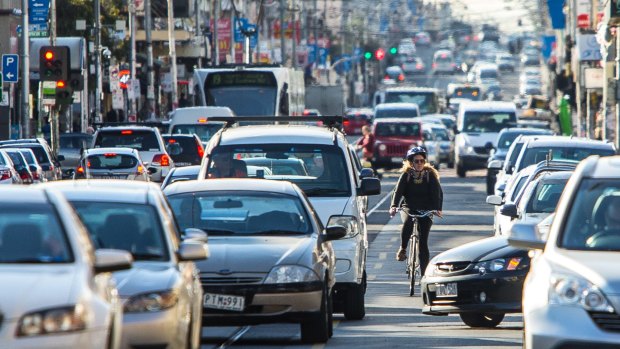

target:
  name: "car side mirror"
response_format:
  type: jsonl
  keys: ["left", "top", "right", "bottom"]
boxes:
{"left": 497, "top": 183, "right": 506, "bottom": 193}
{"left": 57, "top": 154, "right": 65, "bottom": 162}
{"left": 488, "top": 160, "right": 503, "bottom": 170}
{"left": 484, "top": 142, "right": 494, "bottom": 151}
{"left": 147, "top": 167, "right": 157, "bottom": 175}
{"left": 486, "top": 195, "right": 503, "bottom": 206}
{"left": 500, "top": 203, "right": 519, "bottom": 218}
{"left": 183, "top": 228, "right": 208, "bottom": 243}
{"left": 359, "top": 168, "right": 374, "bottom": 179}
{"left": 94, "top": 249, "right": 133, "bottom": 273}
{"left": 507, "top": 223, "right": 545, "bottom": 250}
{"left": 322, "top": 225, "right": 347, "bottom": 242}
{"left": 358, "top": 177, "right": 381, "bottom": 196}
{"left": 177, "top": 241, "right": 209, "bottom": 261}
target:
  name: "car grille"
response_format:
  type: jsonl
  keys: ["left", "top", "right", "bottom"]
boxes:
{"left": 588, "top": 311, "right": 620, "bottom": 333}
{"left": 434, "top": 262, "right": 470, "bottom": 274}
{"left": 473, "top": 147, "right": 490, "bottom": 155}
{"left": 201, "top": 276, "right": 264, "bottom": 285}
{"left": 387, "top": 144, "right": 410, "bottom": 155}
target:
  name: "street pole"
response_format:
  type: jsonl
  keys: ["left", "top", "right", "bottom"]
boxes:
{"left": 230, "top": 8, "right": 235, "bottom": 63}
{"left": 145, "top": 0, "right": 155, "bottom": 116}
{"left": 167, "top": 0, "right": 178, "bottom": 111}
{"left": 291, "top": 1, "right": 296, "bottom": 68}
{"left": 21, "top": 0, "right": 30, "bottom": 138}
{"left": 313, "top": 0, "right": 318, "bottom": 78}
{"left": 214, "top": 0, "right": 219, "bottom": 66}
{"left": 129, "top": 2, "right": 137, "bottom": 119}
{"left": 94, "top": 0, "right": 102, "bottom": 123}
{"left": 586, "top": 89, "right": 591, "bottom": 139}
{"left": 280, "top": 0, "right": 285, "bottom": 64}
{"left": 195, "top": 0, "right": 202, "bottom": 68}
{"left": 616, "top": 31, "right": 620, "bottom": 149}
{"left": 50, "top": 0, "right": 59, "bottom": 155}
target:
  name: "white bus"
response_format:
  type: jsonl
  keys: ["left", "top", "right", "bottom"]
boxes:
{"left": 192, "top": 66, "right": 305, "bottom": 116}
{"left": 167, "top": 106, "right": 235, "bottom": 143}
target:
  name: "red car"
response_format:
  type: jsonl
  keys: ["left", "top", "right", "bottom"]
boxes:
{"left": 344, "top": 108, "right": 373, "bottom": 135}
{"left": 372, "top": 118, "right": 424, "bottom": 169}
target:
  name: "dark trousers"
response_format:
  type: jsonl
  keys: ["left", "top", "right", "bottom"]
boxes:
{"left": 400, "top": 211, "right": 433, "bottom": 276}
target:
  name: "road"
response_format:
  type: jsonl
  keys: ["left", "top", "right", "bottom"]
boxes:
{"left": 199, "top": 167, "right": 523, "bottom": 348}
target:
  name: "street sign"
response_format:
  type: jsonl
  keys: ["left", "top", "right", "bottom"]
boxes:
{"left": 2, "top": 54, "right": 19, "bottom": 83}
{"left": 41, "top": 80, "right": 56, "bottom": 105}
{"left": 29, "top": 0, "right": 50, "bottom": 24}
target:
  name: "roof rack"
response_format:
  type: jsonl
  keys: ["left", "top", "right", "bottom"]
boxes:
{"left": 92, "top": 122, "right": 169, "bottom": 133}
{"left": 205, "top": 116, "right": 344, "bottom": 131}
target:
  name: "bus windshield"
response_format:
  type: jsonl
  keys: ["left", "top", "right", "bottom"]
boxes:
{"left": 205, "top": 72, "right": 278, "bottom": 116}
{"left": 384, "top": 91, "right": 437, "bottom": 114}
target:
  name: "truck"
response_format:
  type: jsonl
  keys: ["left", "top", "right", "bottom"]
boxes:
{"left": 304, "top": 85, "right": 346, "bottom": 115}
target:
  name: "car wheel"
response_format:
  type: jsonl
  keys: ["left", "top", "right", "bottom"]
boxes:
{"left": 447, "top": 159, "right": 455, "bottom": 169}
{"left": 456, "top": 163, "right": 466, "bottom": 178}
{"left": 300, "top": 284, "right": 331, "bottom": 343}
{"left": 343, "top": 272, "right": 366, "bottom": 320}
{"left": 459, "top": 312, "right": 505, "bottom": 328}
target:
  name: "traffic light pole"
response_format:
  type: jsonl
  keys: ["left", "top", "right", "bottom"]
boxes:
{"left": 21, "top": 0, "right": 30, "bottom": 138}
{"left": 50, "top": 0, "right": 59, "bottom": 155}
{"left": 94, "top": 0, "right": 102, "bottom": 123}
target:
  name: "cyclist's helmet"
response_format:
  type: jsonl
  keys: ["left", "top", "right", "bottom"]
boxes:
{"left": 406, "top": 146, "right": 427, "bottom": 161}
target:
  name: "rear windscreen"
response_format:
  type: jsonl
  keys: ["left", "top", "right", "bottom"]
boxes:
{"left": 95, "top": 130, "right": 160, "bottom": 152}
{"left": 87, "top": 154, "right": 138, "bottom": 170}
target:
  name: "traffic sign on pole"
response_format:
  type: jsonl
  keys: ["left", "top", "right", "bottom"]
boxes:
{"left": 2, "top": 54, "right": 19, "bottom": 83}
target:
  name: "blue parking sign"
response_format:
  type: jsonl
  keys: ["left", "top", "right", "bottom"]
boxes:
{"left": 2, "top": 54, "right": 19, "bottom": 83}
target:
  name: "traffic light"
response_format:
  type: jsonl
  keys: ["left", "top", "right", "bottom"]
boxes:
{"left": 69, "top": 71, "right": 84, "bottom": 91}
{"left": 375, "top": 48, "right": 386, "bottom": 61}
{"left": 55, "top": 80, "right": 73, "bottom": 105}
{"left": 389, "top": 47, "right": 398, "bottom": 55}
{"left": 364, "top": 51, "right": 372, "bottom": 60}
{"left": 39, "top": 46, "right": 70, "bottom": 82}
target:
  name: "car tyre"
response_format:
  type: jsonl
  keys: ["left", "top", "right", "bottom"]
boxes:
{"left": 300, "top": 284, "right": 331, "bottom": 343}
{"left": 343, "top": 272, "right": 366, "bottom": 320}
{"left": 459, "top": 312, "right": 505, "bottom": 328}
{"left": 456, "top": 162, "right": 466, "bottom": 178}
{"left": 447, "top": 159, "right": 455, "bottom": 169}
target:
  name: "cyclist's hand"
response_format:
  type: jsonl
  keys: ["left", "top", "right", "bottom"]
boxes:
{"left": 389, "top": 207, "right": 398, "bottom": 218}
{"left": 434, "top": 210, "right": 443, "bottom": 218}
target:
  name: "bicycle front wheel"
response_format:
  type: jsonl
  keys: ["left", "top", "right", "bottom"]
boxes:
{"left": 409, "top": 236, "right": 418, "bottom": 296}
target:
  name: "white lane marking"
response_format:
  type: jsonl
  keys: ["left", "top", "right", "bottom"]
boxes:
{"left": 379, "top": 252, "right": 387, "bottom": 260}
{"left": 390, "top": 237, "right": 398, "bottom": 242}
{"left": 374, "top": 263, "right": 383, "bottom": 269}
{"left": 216, "top": 326, "right": 251, "bottom": 349}
{"left": 367, "top": 190, "right": 393, "bottom": 216}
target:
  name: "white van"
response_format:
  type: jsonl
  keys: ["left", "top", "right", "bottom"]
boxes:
{"left": 168, "top": 106, "right": 235, "bottom": 143}
{"left": 455, "top": 101, "right": 517, "bottom": 177}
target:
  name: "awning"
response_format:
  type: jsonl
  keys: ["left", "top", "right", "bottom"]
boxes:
{"left": 547, "top": 0, "right": 566, "bottom": 29}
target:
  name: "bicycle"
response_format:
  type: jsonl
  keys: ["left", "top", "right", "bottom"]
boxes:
{"left": 399, "top": 209, "right": 435, "bottom": 297}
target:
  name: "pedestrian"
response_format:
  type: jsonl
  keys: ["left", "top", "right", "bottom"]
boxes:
{"left": 389, "top": 147, "right": 443, "bottom": 273}
{"left": 106, "top": 109, "right": 118, "bottom": 123}
{"left": 356, "top": 125, "right": 381, "bottom": 179}
{"left": 178, "top": 93, "right": 190, "bottom": 108}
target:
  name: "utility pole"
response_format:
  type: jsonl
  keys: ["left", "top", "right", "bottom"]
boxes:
{"left": 280, "top": 0, "right": 285, "bottom": 64}
{"left": 50, "top": 0, "right": 59, "bottom": 155}
{"left": 195, "top": 0, "right": 202, "bottom": 68}
{"left": 291, "top": 0, "right": 296, "bottom": 68}
{"left": 167, "top": 0, "right": 178, "bottom": 110}
{"left": 129, "top": 1, "right": 137, "bottom": 119}
{"left": 94, "top": 0, "right": 102, "bottom": 123}
{"left": 214, "top": 0, "right": 219, "bottom": 66}
{"left": 616, "top": 31, "right": 620, "bottom": 149}
{"left": 21, "top": 0, "right": 30, "bottom": 137}
{"left": 145, "top": 0, "right": 155, "bottom": 115}
{"left": 230, "top": 7, "right": 235, "bottom": 63}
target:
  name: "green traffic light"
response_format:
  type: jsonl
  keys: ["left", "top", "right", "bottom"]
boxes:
{"left": 389, "top": 47, "right": 397, "bottom": 55}
{"left": 364, "top": 52, "right": 372, "bottom": 60}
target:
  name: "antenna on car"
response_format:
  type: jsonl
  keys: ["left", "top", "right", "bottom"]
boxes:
{"left": 546, "top": 149, "right": 553, "bottom": 164}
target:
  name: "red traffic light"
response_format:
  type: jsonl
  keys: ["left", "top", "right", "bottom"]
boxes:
{"left": 375, "top": 48, "right": 386, "bottom": 61}
{"left": 44, "top": 51, "right": 54, "bottom": 60}
{"left": 56, "top": 80, "right": 66, "bottom": 88}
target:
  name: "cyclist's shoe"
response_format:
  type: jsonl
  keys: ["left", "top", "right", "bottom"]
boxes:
{"left": 396, "top": 248, "right": 407, "bottom": 261}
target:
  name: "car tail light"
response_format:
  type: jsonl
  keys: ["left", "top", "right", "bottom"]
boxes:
{"left": 384, "top": 75, "right": 390, "bottom": 80}
{"left": 32, "top": 171, "right": 40, "bottom": 180}
{"left": 77, "top": 166, "right": 84, "bottom": 174}
{"left": 432, "top": 63, "right": 437, "bottom": 69}
{"left": 152, "top": 154, "right": 170, "bottom": 167}
{"left": 19, "top": 171, "right": 30, "bottom": 181}
{"left": 0, "top": 170, "right": 11, "bottom": 181}
{"left": 104, "top": 153, "right": 117, "bottom": 158}
{"left": 197, "top": 144, "right": 204, "bottom": 158}
{"left": 398, "top": 74, "right": 405, "bottom": 81}
{"left": 416, "top": 63, "right": 423, "bottom": 69}
{"left": 121, "top": 130, "right": 133, "bottom": 135}
{"left": 137, "top": 165, "right": 144, "bottom": 174}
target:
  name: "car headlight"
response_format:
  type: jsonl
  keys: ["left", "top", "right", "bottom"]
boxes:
{"left": 264, "top": 265, "right": 320, "bottom": 284}
{"left": 328, "top": 216, "right": 360, "bottom": 238}
{"left": 425, "top": 263, "right": 436, "bottom": 277}
{"left": 124, "top": 290, "right": 179, "bottom": 313}
{"left": 549, "top": 273, "right": 615, "bottom": 313}
{"left": 17, "top": 305, "right": 87, "bottom": 337}
{"left": 473, "top": 257, "right": 524, "bottom": 274}
{"left": 378, "top": 144, "right": 387, "bottom": 151}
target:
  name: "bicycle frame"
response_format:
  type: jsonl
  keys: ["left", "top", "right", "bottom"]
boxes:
{"left": 401, "top": 210, "right": 435, "bottom": 297}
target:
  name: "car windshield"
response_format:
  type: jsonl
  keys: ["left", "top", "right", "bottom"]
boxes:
{"left": 168, "top": 191, "right": 312, "bottom": 235}
{"left": 384, "top": 91, "right": 437, "bottom": 114}
{"left": 206, "top": 86, "right": 277, "bottom": 116}
{"left": 520, "top": 146, "right": 614, "bottom": 171}
{"left": 87, "top": 153, "right": 138, "bottom": 170}
{"left": 95, "top": 130, "right": 161, "bottom": 152}
{"left": 375, "top": 123, "right": 421, "bottom": 137}
{"left": 71, "top": 202, "right": 169, "bottom": 261}
{"left": 19, "top": 150, "right": 36, "bottom": 165}
{"left": 526, "top": 179, "right": 569, "bottom": 213}
{"left": 462, "top": 111, "right": 517, "bottom": 133}
{"left": 0, "top": 205, "right": 73, "bottom": 263}
{"left": 6, "top": 152, "right": 26, "bottom": 168}
{"left": 375, "top": 108, "right": 419, "bottom": 118}
{"left": 205, "top": 144, "right": 351, "bottom": 197}
{"left": 170, "top": 123, "right": 225, "bottom": 143}
{"left": 480, "top": 70, "right": 498, "bottom": 79}
{"left": 560, "top": 179, "right": 620, "bottom": 251}
{"left": 60, "top": 136, "right": 91, "bottom": 149}
{"left": 433, "top": 128, "right": 450, "bottom": 141}
{"left": 497, "top": 132, "right": 522, "bottom": 150}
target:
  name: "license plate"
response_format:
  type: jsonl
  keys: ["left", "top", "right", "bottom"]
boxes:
{"left": 93, "top": 175, "right": 126, "bottom": 179}
{"left": 435, "top": 283, "right": 458, "bottom": 297}
{"left": 203, "top": 293, "right": 245, "bottom": 311}
{"left": 175, "top": 162, "right": 191, "bottom": 167}
{"left": 391, "top": 157, "right": 403, "bottom": 163}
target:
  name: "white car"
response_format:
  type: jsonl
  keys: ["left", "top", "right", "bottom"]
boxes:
{"left": 42, "top": 180, "right": 208, "bottom": 349}
{"left": 0, "top": 186, "right": 132, "bottom": 349}
{"left": 509, "top": 155, "right": 620, "bottom": 348}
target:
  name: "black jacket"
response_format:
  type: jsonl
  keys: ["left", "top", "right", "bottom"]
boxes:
{"left": 390, "top": 165, "right": 443, "bottom": 211}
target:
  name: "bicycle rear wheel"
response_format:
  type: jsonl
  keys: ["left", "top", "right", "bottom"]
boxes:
{"left": 409, "top": 225, "right": 418, "bottom": 296}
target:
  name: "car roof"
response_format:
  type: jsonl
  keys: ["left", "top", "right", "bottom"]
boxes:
{"left": 375, "top": 102, "right": 420, "bottom": 110}
{"left": 499, "top": 127, "right": 552, "bottom": 135}
{"left": 0, "top": 187, "right": 50, "bottom": 203}
{"left": 383, "top": 86, "right": 439, "bottom": 93}
{"left": 85, "top": 147, "right": 138, "bottom": 155}
{"left": 525, "top": 136, "right": 615, "bottom": 149}
{"left": 373, "top": 117, "right": 423, "bottom": 124}
{"left": 539, "top": 171, "right": 573, "bottom": 181}
{"left": 162, "top": 134, "right": 198, "bottom": 139}
{"left": 170, "top": 165, "right": 201, "bottom": 176}
{"left": 40, "top": 180, "right": 159, "bottom": 204}
{"left": 579, "top": 155, "right": 620, "bottom": 178}
{"left": 164, "top": 178, "right": 300, "bottom": 197}
{"left": 219, "top": 125, "right": 338, "bottom": 146}
{"left": 97, "top": 125, "right": 158, "bottom": 132}
{"left": 459, "top": 101, "right": 516, "bottom": 111}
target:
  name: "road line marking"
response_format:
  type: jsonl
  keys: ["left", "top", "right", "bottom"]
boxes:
{"left": 374, "top": 263, "right": 383, "bottom": 269}
{"left": 368, "top": 189, "right": 392, "bottom": 216}
{"left": 368, "top": 274, "right": 376, "bottom": 281}
{"left": 379, "top": 252, "right": 387, "bottom": 260}
{"left": 216, "top": 326, "right": 251, "bottom": 349}
{"left": 386, "top": 244, "right": 393, "bottom": 248}
{"left": 390, "top": 237, "right": 398, "bottom": 242}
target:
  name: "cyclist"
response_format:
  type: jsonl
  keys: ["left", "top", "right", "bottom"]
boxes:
{"left": 389, "top": 147, "right": 443, "bottom": 272}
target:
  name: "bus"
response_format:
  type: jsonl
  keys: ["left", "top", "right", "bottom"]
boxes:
{"left": 192, "top": 65, "right": 305, "bottom": 116}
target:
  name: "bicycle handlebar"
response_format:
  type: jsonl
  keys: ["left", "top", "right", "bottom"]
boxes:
{"left": 397, "top": 209, "right": 436, "bottom": 218}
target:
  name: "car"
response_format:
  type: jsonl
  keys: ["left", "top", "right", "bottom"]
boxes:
{"left": 0, "top": 149, "right": 22, "bottom": 185}
{"left": 422, "top": 235, "right": 530, "bottom": 328}
{"left": 483, "top": 84, "right": 503, "bottom": 101}
{"left": 521, "top": 53, "right": 540, "bottom": 66}
{"left": 343, "top": 108, "right": 373, "bottom": 135}
{"left": 374, "top": 103, "right": 421, "bottom": 120}
{"left": 414, "top": 31, "right": 432, "bottom": 46}
{"left": 420, "top": 123, "right": 442, "bottom": 168}
{"left": 73, "top": 147, "right": 150, "bottom": 181}
{"left": 384, "top": 66, "right": 406, "bottom": 83}
{"left": 2, "top": 148, "right": 35, "bottom": 184}
{"left": 509, "top": 155, "right": 620, "bottom": 348}
{"left": 164, "top": 178, "right": 346, "bottom": 343}
{"left": 372, "top": 118, "right": 424, "bottom": 169}
{"left": 168, "top": 106, "right": 233, "bottom": 143}
{"left": 17, "top": 148, "right": 46, "bottom": 183}
{"left": 161, "top": 165, "right": 201, "bottom": 189}
{"left": 59, "top": 133, "right": 93, "bottom": 179}
{"left": 373, "top": 86, "right": 442, "bottom": 115}
{"left": 92, "top": 125, "right": 175, "bottom": 182}
{"left": 398, "top": 38, "right": 417, "bottom": 55}
{"left": 486, "top": 128, "right": 554, "bottom": 194}
{"left": 495, "top": 54, "right": 516, "bottom": 72}
{"left": 162, "top": 134, "right": 204, "bottom": 167}
{"left": 401, "top": 57, "right": 426, "bottom": 76}
{"left": 432, "top": 50, "right": 457, "bottom": 75}
{"left": 43, "top": 180, "right": 208, "bottom": 349}
{"left": 425, "top": 122, "right": 454, "bottom": 168}
{"left": 454, "top": 101, "right": 518, "bottom": 177}
{"left": 197, "top": 116, "right": 381, "bottom": 321}
{"left": 0, "top": 186, "right": 132, "bottom": 348}
{"left": 493, "top": 135, "right": 539, "bottom": 197}
{"left": 0, "top": 141, "right": 63, "bottom": 181}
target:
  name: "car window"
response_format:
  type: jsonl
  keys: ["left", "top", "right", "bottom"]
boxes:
{"left": 462, "top": 111, "right": 517, "bottom": 133}
{"left": 170, "top": 123, "right": 225, "bottom": 143}
{"left": 433, "top": 128, "right": 450, "bottom": 141}
{"left": 19, "top": 150, "right": 36, "bottom": 165}
{"left": 526, "top": 179, "right": 568, "bottom": 213}
{"left": 561, "top": 179, "right": 620, "bottom": 251}
{"left": 87, "top": 153, "right": 139, "bottom": 170}
{"left": 0, "top": 153, "right": 5, "bottom": 166}
{"left": 384, "top": 92, "right": 437, "bottom": 114}
{"left": 375, "top": 123, "right": 421, "bottom": 137}
{"left": 206, "top": 144, "right": 351, "bottom": 197}
{"left": 71, "top": 202, "right": 169, "bottom": 261}
{"left": 497, "top": 132, "right": 522, "bottom": 150}
{"left": 375, "top": 108, "right": 419, "bottom": 119}
{"left": 167, "top": 191, "right": 312, "bottom": 235}
{"left": 95, "top": 130, "right": 161, "bottom": 152}
{"left": 511, "top": 175, "right": 530, "bottom": 202}
{"left": 6, "top": 152, "right": 26, "bottom": 168}
{"left": 520, "top": 147, "right": 614, "bottom": 170}
{"left": 0, "top": 204, "right": 73, "bottom": 263}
